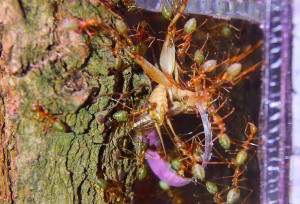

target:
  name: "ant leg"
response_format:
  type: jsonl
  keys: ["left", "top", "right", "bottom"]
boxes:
{"left": 155, "top": 123, "right": 167, "bottom": 157}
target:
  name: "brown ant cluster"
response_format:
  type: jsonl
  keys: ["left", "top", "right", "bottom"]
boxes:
{"left": 56, "top": 0, "right": 263, "bottom": 203}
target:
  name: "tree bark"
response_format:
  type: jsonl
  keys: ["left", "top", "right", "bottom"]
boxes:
{"left": 0, "top": 1, "right": 147, "bottom": 203}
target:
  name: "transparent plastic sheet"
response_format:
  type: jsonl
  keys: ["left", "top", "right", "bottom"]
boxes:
{"left": 135, "top": 0, "right": 292, "bottom": 203}
{"left": 260, "top": 1, "right": 292, "bottom": 203}
{"left": 292, "top": 0, "right": 300, "bottom": 202}
{"left": 136, "top": 0, "right": 264, "bottom": 23}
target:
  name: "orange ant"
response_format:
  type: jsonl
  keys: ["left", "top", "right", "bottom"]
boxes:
{"left": 209, "top": 122, "right": 258, "bottom": 203}
{"left": 208, "top": 150, "right": 254, "bottom": 204}
{"left": 62, "top": 1, "right": 101, "bottom": 40}
{"left": 113, "top": 130, "right": 149, "bottom": 183}
{"left": 101, "top": 91, "right": 157, "bottom": 130}
{"left": 202, "top": 180, "right": 236, "bottom": 204}
{"left": 209, "top": 22, "right": 245, "bottom": 40}
{"left": 228, "top": 122, "right": 258, "bottom": 168}
{"left": 82, "top": 176, "right": 127, "bottom": 203}
{"left": 93, "top": 0, "right": 123, "bottom": 20}
{"left": 186, "top": 40, "right": 263, "bottom": 94}
{"left": 238, "top": 122, "right": 258, "bottom": 151}
{"left": 30, "top": 103, "right": 67, "bottom": 132}
{"left": 176, "top": 19, "right": 208, "bottom": 60}
{"left": 166, "top": 187, "right": 184, "bottom": 204}
{"left": 211, "top": 166, "right": 252, "bottom": 204}
{"left": 221, "top": 41, "right": 264, "bottom": 86}
{"left": 121, "top": 0, "right": 137, "bottom": 12}
{"left": 130, "top": 21, "right": 156, "bottom": 48}
{"left": 206, "top": 99, "right": 235, "bottom": 145}
{"left": 227, "top": 168, "right": 253, "bottom": 203}
{"left": 63, "top": 0, "right": 127, "bottom": 46}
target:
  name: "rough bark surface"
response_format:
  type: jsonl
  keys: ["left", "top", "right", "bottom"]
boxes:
{"left": 0, "top": 0, "right": 148, "bottom": 203}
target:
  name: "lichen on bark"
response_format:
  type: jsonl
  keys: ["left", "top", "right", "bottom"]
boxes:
{"left": 0, "top": 0, "right": 148, "bottom": 203}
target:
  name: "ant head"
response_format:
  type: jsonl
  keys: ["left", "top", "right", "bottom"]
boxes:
{"left": 146, "top": 102, "right": 156, "bottom": 111}
{"left": 30, "top": 104, "right": 41, "bottom": 112}
{"left": 207, "top": 106, "right": 216, "bottom": 116}
{"left": 249, "top": 123, "right": 257, "bottom": 134}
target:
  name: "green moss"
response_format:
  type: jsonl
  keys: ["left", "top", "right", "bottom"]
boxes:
{"left": 85, "top": 54, "right": 109, "bottom": 76}
{"left": 9, "top": 0, "right": 150, "bottom": 203}
{"left": 74, "top": 108, "right": 93, "bottom": 134}
{"left": 66, "top": 114, "right": 77, "bottom": 128}
{"left": 89, "top": 120, "right": 105, "bottom": 143}
{"left": 122, "top": 67, "right": 132, "bottom": 93}
{"left": 64, "top": 44, "right": 90, "bottom": 71}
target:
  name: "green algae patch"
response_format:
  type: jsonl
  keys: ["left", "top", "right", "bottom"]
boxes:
{"left": 74, "top": 108, "right": 93, "bottom": 134}
{"left": 89, "top": 119, "right": 105, "bottom": 144}
{"left": 1, "top": 0, "right": 152, "bottom": 203}
{"left": 85, "top": 53, "right": 110, "bottom": 76}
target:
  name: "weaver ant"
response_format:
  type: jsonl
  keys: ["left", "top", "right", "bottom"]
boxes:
{"left": 70, "top": 0, "right": 263, "bottom": 202}
{"left": 30, "top": 103, "right": 67, "bottom": 132}
{"left": 82, "top": 176, "right": 128, "bottom": 203}
{"left": 231, "top": 122, "right": 258, "bottom": 167}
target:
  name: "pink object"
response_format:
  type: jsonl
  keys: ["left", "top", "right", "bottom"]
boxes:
{"left": 145, "top": 130, "right": 192, "bottom": 187}
{"left": 144, "top": 102, "right": 211, "bottom": 187}
{"left": 146, "top": 149, "right": 191, "bottom": 187}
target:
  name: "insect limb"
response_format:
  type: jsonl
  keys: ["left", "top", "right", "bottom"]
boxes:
{"left": 30, "top": 102, "right": 67, "bottom": 132}
{"left": 229, "top": 61, "right": 264, "bottom": 85}
{"left": 130, "top": 21, "right": 156, "bottom": 48}
{"left": 168, "top": 0, "right": 188, "bottom": 29}
{"left": 131, "top": 53, "right": 174, "bottom": 88}
{"left": 176, "top": 19, "right": 208, "bottom": 60}
{"left": 229, "top": 40, "right": 263, "bottom": 64}
{"left": 96, "top": 0, "right": 123, "bottom": 20}
{"left": 155, "top": 123, "right": 167, "bottom": 157}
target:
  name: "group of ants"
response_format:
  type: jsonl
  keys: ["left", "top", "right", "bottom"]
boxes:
{"left": 28, "top": 0, "right": 263, "bottom": 203}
